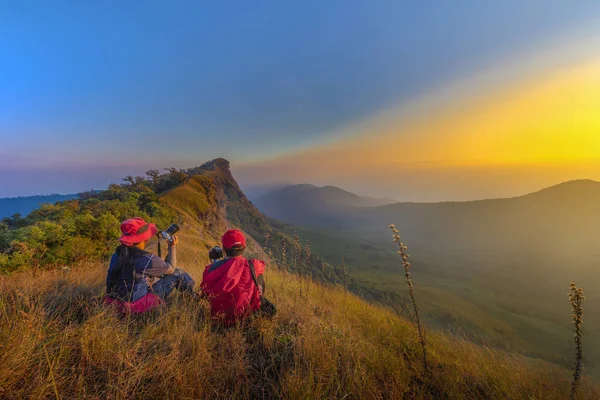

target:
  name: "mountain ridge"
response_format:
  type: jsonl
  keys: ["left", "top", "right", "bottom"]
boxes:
{"left": 0, "top": 193, "right": 79, "bottom": 219}
{"left": 252, "top": 183, "right": 396, "bottom": 225}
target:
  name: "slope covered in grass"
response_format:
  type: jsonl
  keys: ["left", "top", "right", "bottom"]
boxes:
{"left": 1, "top": 257, "right": 597, "bottom": 399}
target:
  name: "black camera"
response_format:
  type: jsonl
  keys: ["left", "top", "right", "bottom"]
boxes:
{"left": 209, "top": 246, "right": 224, "bottom": 262}
{"left": 159, "top": 224, "right": 179, "bottom": 244}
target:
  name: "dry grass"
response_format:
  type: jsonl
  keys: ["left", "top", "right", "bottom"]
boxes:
{"left": 569, "top": 283, "right": 586, "bottom": 400}
{"left": 1, "top": 253, "right": 598, "bottom": 400}
{"left": 390, "top": 223, "right": 428, "bottom": 374}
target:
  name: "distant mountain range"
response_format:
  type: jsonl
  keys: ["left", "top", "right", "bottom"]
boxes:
{"left": 252, "top": 184, "right": 395, "bottom": 223}
{"left": 255, "top": 178, "right": 600, "bottom": 376}
{"left": 239, "top": 182, "right": 294, "bottom": 201}
{"left": 0, "top": 193, "right": 79, "bottom": 219}
{"left": 358, "top": 179, "right": 600, "bottom": 255}
{"left": 254, "top": 179, "right": 600, "bottom": 254}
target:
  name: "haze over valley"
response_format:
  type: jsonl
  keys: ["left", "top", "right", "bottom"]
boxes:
{"left": 252, "top": 180, "right": 600, "bottom": 376}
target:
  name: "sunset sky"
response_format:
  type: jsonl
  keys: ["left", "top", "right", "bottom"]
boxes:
{"left": 1, "top": 1, "right": 599, "bottom": 200}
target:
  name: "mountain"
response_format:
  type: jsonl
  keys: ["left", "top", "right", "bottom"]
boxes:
{"left": 256, "top": 179, "right": 600, "bottom": 254}
{"left": 238, "top": 182, "right": 293, "bottom": 200}
{"left": 258, "top": 179, "right": 600, "bottom": 377}
{"left": 253, "top": 183, "right": 395, "bottom": 224}
{"left": 0, "top": 158, "right": 596, "bottom": 398}
{"left": 360, "top": 179, "right": 600, "bottom": 255}
{"left": 0, "top": 193, "right": 79, "bottom": 219}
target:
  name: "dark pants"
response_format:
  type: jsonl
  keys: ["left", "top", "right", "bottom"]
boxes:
{"left": 152, "top": 268, "right": 195, "bottom": 300}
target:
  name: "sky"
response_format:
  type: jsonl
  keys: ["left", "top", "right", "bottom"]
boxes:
{"left": 1, "top": 1, "right": 599, "bottom": 200}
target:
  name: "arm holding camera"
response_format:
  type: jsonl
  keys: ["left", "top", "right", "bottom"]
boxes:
{"left": 163, "top": 235, "right": 178, "bottom": 275}
{"left": 156, "top": 224, "right": 180, "bottom": 275}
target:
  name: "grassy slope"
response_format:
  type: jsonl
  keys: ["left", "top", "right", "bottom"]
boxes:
{"left": 283, "top": 224, "right": 599, "bottom": 376}
{"left": 1, "top": 253, "right": 597, "bottom": 399}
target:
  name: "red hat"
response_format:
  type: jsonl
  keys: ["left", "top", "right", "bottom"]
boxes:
{"left": 119, "top": 217, "right": 158, "bottom": 247}
{"left": 221, "top": 229, "right": 246, "bottom": 249}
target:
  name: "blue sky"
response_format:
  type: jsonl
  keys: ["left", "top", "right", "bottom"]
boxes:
{"left": 1, "top": 1, "right": 599, "bottom": 197}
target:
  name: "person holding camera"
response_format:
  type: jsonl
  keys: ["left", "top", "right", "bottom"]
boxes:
{"left": 104, "top": 217, "right": 195, "bottom": 313}
{"left": 200, "top": 229, "right": 270, "bottom": 324}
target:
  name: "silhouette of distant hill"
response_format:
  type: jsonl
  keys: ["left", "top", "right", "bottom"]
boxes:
{"left": 239, "top": 182, "right": 294, "bottom": 200}
{"left": 0, "top": 193, "right": 78, "bottom": 219}
{"left": 358, "top": 179, "right": 600, "bottom": 255}
{"left": 255, "top": 179, "right": 600, "bottom": 254}
{"left": 253, "top": 184, "right": 395, "bottom": 224}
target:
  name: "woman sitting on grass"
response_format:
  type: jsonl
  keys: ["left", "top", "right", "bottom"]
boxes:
{"left": 104, "top": 217, "right": 195, "bottom": 313}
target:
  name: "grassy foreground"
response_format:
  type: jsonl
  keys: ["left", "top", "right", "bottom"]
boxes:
{"left": 1, "top": 262, "right": 597, "bottom": 399}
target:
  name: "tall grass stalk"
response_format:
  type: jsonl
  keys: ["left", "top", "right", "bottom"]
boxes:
{"left": 43, "top": 342, "right": 61, "bottom": 400}
{"left": 569, "top": 283, "right": 585, "bottom": 400}
{"left": 280, "top": 239, "right": 287, "bottom": 268}
{"left": 263, "top": 232, "right": 273, "bottom": 263}
{"left": 341, "top": 257, "right": 348, "bottom": 301}
{"left": 320, "top": 259, "right": 328, "bottom": 298}
{"left": 280, "top": 239, "right": 288, "bottom": 287}
{"left": 389, "top": 224, "right": 428, "bottom": 373}
{"left": 304, "top": 240, "right": 312, "bottom": 297}
{"left": 293, "top": 230, "right": 302, "bottom": 297}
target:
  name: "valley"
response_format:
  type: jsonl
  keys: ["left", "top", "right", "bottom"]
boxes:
{"left": 255, "top": 181, "right": 600, "bottom": 377}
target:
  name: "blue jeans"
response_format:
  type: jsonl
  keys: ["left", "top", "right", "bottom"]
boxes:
{"left": 152, "top": 268, "right": 195, "bottom": 300}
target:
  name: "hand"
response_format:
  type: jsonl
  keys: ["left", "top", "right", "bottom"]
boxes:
{"left": 169, "top": 235, "right": 179, "bottom": 247}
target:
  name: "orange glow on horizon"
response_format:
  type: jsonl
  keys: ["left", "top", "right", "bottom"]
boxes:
{"left": 291, "top": 56, "right": 600, "bottom": 168}
{"left": 239, "top": 56, "right": 600, "bottom": 200}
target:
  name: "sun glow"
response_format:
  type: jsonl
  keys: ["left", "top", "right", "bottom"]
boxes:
{"left": 239, "top": 55, "right": 600, "bottom": 200}
{"left": 359, "top": 57, "right": 600, "bottom": 167}
{"left": 450, "top": 58, "right": 600, "bottom": 165}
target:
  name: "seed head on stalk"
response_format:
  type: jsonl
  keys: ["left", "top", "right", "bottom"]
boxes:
{"left": 389, "top": 223, "right": 428, "bottom": 373}
{"left": 569, "top": 283, "right": 585, "bottom": 400}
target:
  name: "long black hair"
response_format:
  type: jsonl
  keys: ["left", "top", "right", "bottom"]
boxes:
{"left": 106, "top": 244, "right": 142, "bottom": 297}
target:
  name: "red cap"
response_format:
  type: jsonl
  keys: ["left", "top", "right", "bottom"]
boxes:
{"left": 119, "top": 217, "right": 157, "bottom": 247}
{"left": 221, "top": 229, "right": 246, "bottom": 249}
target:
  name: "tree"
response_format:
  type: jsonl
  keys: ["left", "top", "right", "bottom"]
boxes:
{"left": 0, "top": 221, "right": 10, "bottom": 250}
{"left": 122, "top": 175, "right": 135, "bottom": 186}
{"left": 146, "top": 169, "right": 160, "bottom": 186}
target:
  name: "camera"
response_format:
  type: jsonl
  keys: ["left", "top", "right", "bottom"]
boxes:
{"left": 209, "top": 246, "right": 224, "bottom": 262}
{"left": 159, "top": 224, "right": 179, "bottom": 244}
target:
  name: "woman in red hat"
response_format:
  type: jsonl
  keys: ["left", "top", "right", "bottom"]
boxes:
{"left": 104, "top": 217, "right": 195, "bottom": 313}
{"left": 200, "top": 229, "right": 266, "bottom": 324}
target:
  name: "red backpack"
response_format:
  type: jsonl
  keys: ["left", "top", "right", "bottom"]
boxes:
{"left": 201, "top": 257, "right": 265, "bottom": 324}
